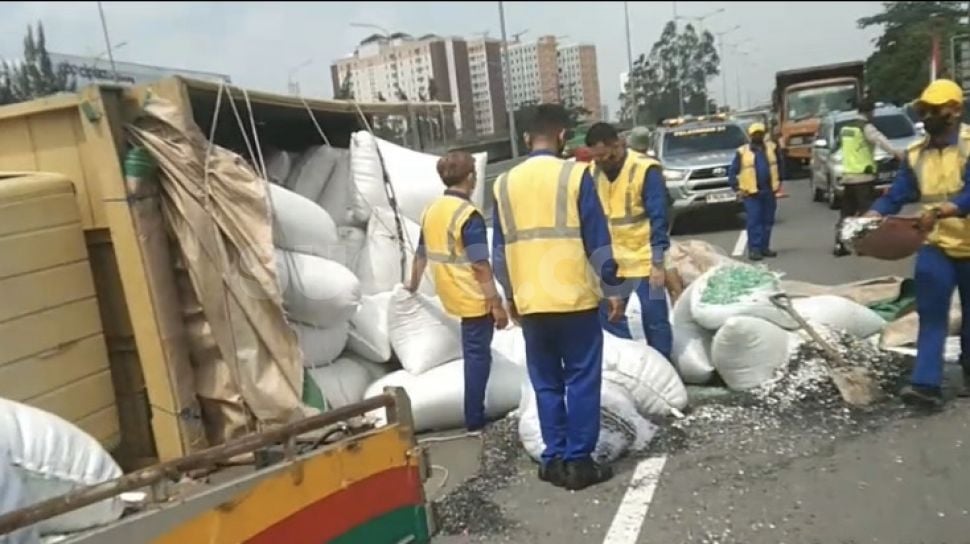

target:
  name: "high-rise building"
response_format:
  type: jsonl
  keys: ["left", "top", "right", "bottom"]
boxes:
{"left": 330, "top": 33, "right": 475, "bottom": 134}
{"left": 557, "top": 43, "right": 602, "bottom": 121}
{"left": 467, "top": 38, "right": 508, "bottom": 136}
{"left": 505, "top": 35, "right": 561, "bottom": 110}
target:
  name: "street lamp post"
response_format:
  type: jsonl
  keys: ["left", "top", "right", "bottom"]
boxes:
{"left": 675, "top": 8, "right": 725, "bottom": 115}
{"left": 288, "top": 58, "right": 314, "bottom": 96}
{"left": 624, "top": 1, "right": 633, "bottom": 74}
{"left": 95, "top": 1, "right": 119, "bottom": 82}
{"left": 498, "top": 1, "right": 520, "bottom": 158}
{"left": 714, "top": 25, "right": 741, "bottom": 110}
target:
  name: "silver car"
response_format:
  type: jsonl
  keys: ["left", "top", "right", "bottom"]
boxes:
{"left": 648, "top": 118, "right": 748, "bottom": 218}
{"left": 809, "top": 105, "right": 922, "bottom": 209}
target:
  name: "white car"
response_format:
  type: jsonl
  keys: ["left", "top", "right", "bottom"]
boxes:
{"left": 809, "top": 105, "right": 922, "bottom": 209}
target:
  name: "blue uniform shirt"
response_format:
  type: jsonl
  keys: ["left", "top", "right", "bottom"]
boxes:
{"left": 871, "top": 132, "right": 970, "bottom": 216}
{"left": 416, "top": 189, "right": 490, "bottom": 263}
{"left": 601, "top": 154, "right": 669, "bottom": 266}
{"left": 492, "top": 150, "right": 620, "bottom": 301}
{"left": 728, "top": 144, "right": 785, "bottom": 193}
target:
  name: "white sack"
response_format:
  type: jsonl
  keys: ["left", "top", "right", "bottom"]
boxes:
{"left": 491, "top": 327, "right": 527, "bottom": 367}
{"left": 602, "top": 332, "right": 688, "bottom": 417}
{"left": 791, "top": 295, "right": 886, "bottom": 338}
{"left": 690, "top": 264, "right": 797, "bottom": 331}
{"left": 364, "top": 357, "right": 524, "bottom": 432}
{"left": 335, "top": 226, "right": 366, "bottom": 272}
{"left": 0, "top": 398, "right": 123, "bottom": 534}
{"left": 307, "top": 357, "right": 371, "bottom": 409}
{"left": 352, "top": 354, "right": 394, "bottom": 383}
{"left": 712, "top": 316, "right": 792, "bottom": 391}
{"left": 286, "top": 145, "right": 339, "bottom": 203}
{"left": 275, "top": 250, "right": 361, "bottom": 328}
{"left": 388, "top": 286, "right": 462, "bottom": 374}
{"left": 347, "top": 292, "right": 393, "bottom": 363}
{"left": 670, "top": 281, "right": 716, "bottom": 384}
{"left": 269, "top": 183, "right": 339, "bottom": 260}
{"left": 265, "top": 149, "right": 294, "bottom": 186}
{"left": 357, "top": 207, "right": 436, "bottom": 297}
{"left": 294, "top": 322, "right": 349, "bottom": 367}
{"left": 519, "top": 378, "right": 657, "bottom": 464}
{"left": 287, "top": 146, "right": 357, "bottom": 226}
{"left": 350, "top": 131, "right": 487, "bottom": 224}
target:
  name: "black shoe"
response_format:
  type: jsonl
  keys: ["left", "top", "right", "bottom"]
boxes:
{"left": 900, "top": 385, "right": 945, "bottom": 410}
{"left": 959, "top": 367, "right": 970, "bottom": 398}
{"left": 748, "top": 250, "right": 763, "bottom": 262}
{"left": 564, "top": 458, "right": 614, "bottom": 491}
{"left": 538, "top": 458, "right": 566, "bottom": 487}
{"left": 762, "top": 249, "right": 778, "bottom": 258}
{"left": 833, "top": 244, "right": 850, "bottom": 257}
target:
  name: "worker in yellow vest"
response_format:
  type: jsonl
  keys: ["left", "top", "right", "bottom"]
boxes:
{"left": 408, "top": 151, "right": 509, "bottom": 432}
{"left": 866, "top": 79, "right": 970, "bottom": 410}
{"left": 585, "top": 122, "right": 673, "bottom": 360}
{"left": 492, "top": 104, "right": 624, "bottom": 491}
{"left": 728, "top": 122, "right": 784, "bottom": 261}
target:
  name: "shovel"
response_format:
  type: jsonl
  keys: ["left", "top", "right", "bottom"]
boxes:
{"left": 770, "top": 293, "right": 881, "bottom": 406}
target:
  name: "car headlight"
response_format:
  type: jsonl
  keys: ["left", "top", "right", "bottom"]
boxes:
{"left": 663, "top": 169, "right": 688, "bottom": 183}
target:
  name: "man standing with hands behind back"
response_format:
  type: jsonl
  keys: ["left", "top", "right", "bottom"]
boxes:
{"left": 492, "top": 104, "right": 624, "bottom": 491}
{"left": 408, "top": 150, "right": 509, "bottom": 433}
{"left": 729, "top": 122, "right": 784, "bottom": 261}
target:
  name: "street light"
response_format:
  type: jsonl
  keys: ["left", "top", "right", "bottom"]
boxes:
{"left": 288, "top": 58, "right": 314, "bottom": 96}
{"left": 94, "top": 41, "right": 127, "bottom": 61}
{"left": 675, "top": 8, "right": 725, "bottom": 115}
{"left": 498, "top": 1, "right": 519, "bottom": 158}
{"left": 714, "top": 25, "right": 742, "bottom": 110}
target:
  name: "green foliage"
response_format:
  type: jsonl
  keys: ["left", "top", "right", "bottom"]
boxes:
{"left": 620, "top": 21, "right": 721, "bottom": 124}
{"left": 858, "top": 1, "right": 969, "bottom": 104}
{"left": 0, "top": 22, "right": 76, "bottom": 106}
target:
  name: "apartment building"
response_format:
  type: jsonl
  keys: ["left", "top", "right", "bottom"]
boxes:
{"left": 557, "top": 43, "right": 602, "bottom": 121}
{"left": 330, "top": 33, "right": 475, "bottom": 134}
{"left": 505, "top": 35, "right": 561, "bottom": 110}
{"left": 466, "top": 38, "right": 508, "bottom": 136}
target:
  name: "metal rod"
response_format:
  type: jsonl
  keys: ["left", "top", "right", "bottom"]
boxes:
{"left": 624, "top": 1, "right": 633, "bottom": 74}
{"left": 96, "top": 1, "right": 119, "bottom": 82}
{"left": 498, "top": 1, "right": 519, "bottom": 158}
{"left": 720, "top": 35, "right": 729, "bottom": 110}
{"left": 0, "top": 394, "right": 396, "bottom": 535}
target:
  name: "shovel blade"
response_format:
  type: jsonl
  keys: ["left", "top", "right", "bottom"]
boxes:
{"left": 831, "top": 367, "right": 881, "bottom": 406}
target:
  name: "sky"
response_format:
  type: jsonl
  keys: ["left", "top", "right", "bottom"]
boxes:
{"left": 0, "top": 1, "right": 886, "bottom": 120}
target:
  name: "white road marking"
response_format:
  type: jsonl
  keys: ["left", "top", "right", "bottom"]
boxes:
{"left": 731, "top": 230, "right": 748, "bottom": 257}
{"left": 602, "top": 456, "right": 668, "bottom": 544}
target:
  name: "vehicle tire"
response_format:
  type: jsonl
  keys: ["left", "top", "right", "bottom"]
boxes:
{"left": 826, "top": 179, "right": 841, "bottom": 210}
{"left": 810, "top": 177, "right": 824, "bottom": 202}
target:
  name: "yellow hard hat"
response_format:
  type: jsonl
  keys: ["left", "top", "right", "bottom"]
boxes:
{"left": 748, "top": 122, "right": 766, "bottom": 135}
{"left": 919, "top": 79, "right": 964, "bottom": 106}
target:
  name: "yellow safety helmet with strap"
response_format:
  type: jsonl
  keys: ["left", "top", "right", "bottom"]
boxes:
{"left": 493, "top": 156, "right": 601, "bottom": 315}
{"left": 920, "top": 79, "right": 964, "bottom": 106}
{"left": 420, "top": 195, "right": 490, "bottom": 318}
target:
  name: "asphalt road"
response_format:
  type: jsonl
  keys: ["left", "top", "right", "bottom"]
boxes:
{"left": 428, "top": 178, "right": 970, "bottom": 544}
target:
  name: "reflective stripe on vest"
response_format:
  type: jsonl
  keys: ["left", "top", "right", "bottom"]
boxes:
{"left": 840, "top": 124, "right": 876, "bottom": 175}
{"left": 424, "top": 200, "right": 473, "bottom": 265}
{"left": 496, "top": 162, "right": 581, "bottom": 243}
{"left": 736, "top": 142, "right": 780, "bottom": 193}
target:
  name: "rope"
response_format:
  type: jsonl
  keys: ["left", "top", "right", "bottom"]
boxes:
{"left": 300, "top": 95, "right": 331, "bottom": 146}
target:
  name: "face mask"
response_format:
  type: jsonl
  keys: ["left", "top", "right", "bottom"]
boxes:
{"left": 751, "top": 135, "right": 765, "bottom": 145}
{"left": 923, "top": 115, "right": 953, "bottom": 136}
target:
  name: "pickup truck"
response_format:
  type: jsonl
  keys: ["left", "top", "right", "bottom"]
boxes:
{"left": 773, "top": 61, "right": 865, "bottom": 170}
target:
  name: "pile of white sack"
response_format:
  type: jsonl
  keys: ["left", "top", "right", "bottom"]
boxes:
{"left": 670, "top": 262, "right": 889, "bottom": 391}
{"left": 266, "top": 133, "right": 692, "bottom": 464}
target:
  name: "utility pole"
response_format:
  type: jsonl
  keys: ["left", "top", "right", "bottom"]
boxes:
{"left": 720, "top": 34, "right": 729, "bottom": 110}
{"left": 624, "top": 1, "right": 633, "bottom": 74}
{"left": 96, "top": 1, "right": 119, "bottom": 82}
{"left": 499, "top": 1, "right": 519, "bottom": 158}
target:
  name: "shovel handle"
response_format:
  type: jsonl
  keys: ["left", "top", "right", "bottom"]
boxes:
{"left": 770, "top": 293, "right": 848, "bottom": 367}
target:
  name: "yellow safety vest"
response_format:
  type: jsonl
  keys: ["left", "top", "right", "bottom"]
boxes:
{"left": 420, "top": 195, "right": 490, "bottom": 318}
{"left": 840, "top": 124, "right": 876, "bottom": 175}
{"left": 493, "top": 156, "right": 601, "bottom": 315}
{"left": 736, "top": 142, "right": 781, "bottom": 193}
{"left": 592, "top": 154, "right": 660, "bottom": 278}
{"left": 908, "top": 130, "right": 970, "bottom": 258}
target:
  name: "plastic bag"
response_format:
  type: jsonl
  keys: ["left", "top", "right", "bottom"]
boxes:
{"left": 690, "top": 264, "right": 797, "bottom": 330}
{"left": 711, "top": 316, "right": 791, "bottom": 391}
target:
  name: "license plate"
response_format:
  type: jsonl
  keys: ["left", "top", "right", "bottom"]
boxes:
{"left": 705, "top": 191, "right": 736, "bottom": 204}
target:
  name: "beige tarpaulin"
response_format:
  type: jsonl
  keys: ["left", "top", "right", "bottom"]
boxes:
{"left": 128, "top": 97, "right": 311, "bottom": 441}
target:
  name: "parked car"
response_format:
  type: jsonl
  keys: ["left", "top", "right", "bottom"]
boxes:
{"left": 648, "top": 116, "right": 748, "bottom": 220}
{"left": 809, "top": 104, "right": 922, "bottom": 209}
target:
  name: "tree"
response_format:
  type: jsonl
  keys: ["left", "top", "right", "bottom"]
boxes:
{"left": 335, "top": 66, "right": 354, "bottom": 99}
{"left": 0, "top": 22, "right": 76, "bottom": 106}
{"left": 859, "top": 2, "right": 968, "bottom": 105}
{"left": 619, "top": 21, "right": 720, "bottom": 124}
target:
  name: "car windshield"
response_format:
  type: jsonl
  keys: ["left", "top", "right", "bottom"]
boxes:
{"left": 786, "top": 84, "right": 857, "bottom": 121}
{"left": 834, "top": 114, "right": 915, "bottom": 145}
{"left": 662, "top": 125, "right": 747, "bottom": 157}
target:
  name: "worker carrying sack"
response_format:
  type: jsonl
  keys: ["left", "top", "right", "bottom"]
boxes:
{"left": 690, "top": 264, "right": 797, "bottom": 330}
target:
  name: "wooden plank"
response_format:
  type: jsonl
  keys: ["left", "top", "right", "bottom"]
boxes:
{"left": 0, "top": 333, "right": 109, "bottom": 403}
{"left": 78, "top": 87, "right": 126, "bottom": 229}
{"left": 75, "top": 404, "right": 121, "bottom": 450}
{"left": 0, "top": 260, "right": 95, "bottom": 323}
{"left": 0, "top": 224, "right": 88, "bottom": 280}
{"left": 100, "top": 199, "right": 206, "bottom": 460}
{"left": 0, "top": 192, "right": 80, "bottom": 237}
{"left": 86, "top": 230, "right": 135, "bottom": 338}
{"left": 0, "top": 117, "right": 38, "bottom": 171}
{"left": 29, "top": 369, "right": 116, "bottom": 427}
{"left": 29, "top": 109, "right": 94, "bottom": 228}
{"left": 0, "top": 92, "right": 80, "bottom": 122}
{"left": 0, "top": 297, "right": 102, "bottom": 366}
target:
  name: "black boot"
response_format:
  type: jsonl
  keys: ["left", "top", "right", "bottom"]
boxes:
{"left": 959, "top": 362, "right": 970, "bottom": 398}
{"left": 762, "top": 249, "right": 778, "bottom": 258}
{"left": 833, "top": 243, "right": 850, "bottom": 257}
{"left": 900, "top": 384, "right": 945, "bottom": 411}
{"left": 538, "top": 458, "right": 566, "bottom": 487}
{"left": 564, "top": 458, "right": 614, "bottom": 491}
{"left": 748, "top": 250, "right": 763, "bottom": 262}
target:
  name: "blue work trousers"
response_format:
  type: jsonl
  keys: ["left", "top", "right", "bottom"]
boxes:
{"left": 461, "top": 315, "right": 495, "bottom": 431}
{"left": 599, "top": 278, "right": 673, "bottom": 360}
{"left": 911, "top": 245, "right": 970, "bottom": 388}
{"left": 744, "top": 192, "right": 777, "bottom": 253}
{"left": 520, "top": 309, "right": 603, "bottom": 463}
